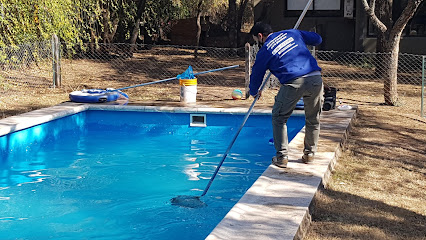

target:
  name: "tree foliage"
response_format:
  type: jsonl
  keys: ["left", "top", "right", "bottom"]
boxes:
{"left": 140, "top": 0, "right": 178, "bottom": 42}
{"left": 0, "top": 0, "right": 181, "bottom": 46}
{"left": 0, "top": 0, "right": 82, "bottom": 46}
{"left": 173, "top": 0, "right": 227, "bottom": 20}
{"left": 0, "top": 0, "right": 252, "bottom": 48}
{"left": 172, "top": 0, "right": 251, "bottom": 47}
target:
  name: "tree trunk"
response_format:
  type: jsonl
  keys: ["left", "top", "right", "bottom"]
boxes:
{"left": 361, "top": 0, "right": 424, "bottom": 106}
{"left": 228, "top": 0, "right": 237, "bottom": 48}
{"left": 194, "top": 0, "right": 204, "bottom": 58}
{"left": 130, "top": 0, "right": 147, "bottom": 45}
{"left": 236, "top": 0, "right": 250, "bottom": 46}
{"left": 90, "top": 24, "right": 96, "bottom": 55}
{"left": 102, "top": 7, "right": 110, "bottom": 44}
{"left": 384, "top": 34, "right": 401, "bottom": 105}
{"left": 374, "top": 0, "right": 392, "bottom": 77}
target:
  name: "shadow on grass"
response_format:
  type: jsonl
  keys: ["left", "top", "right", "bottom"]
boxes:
{"left": 352, "top": 109, "right": 426, "bottom": 170}
{"left": 310, "top": 187, "right": 426, "bottom": 239}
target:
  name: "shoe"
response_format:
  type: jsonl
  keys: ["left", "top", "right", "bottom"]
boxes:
{"left": 302, "top": 153, "right": 314, "bottom": 164}
{"left": 272, "top": 156, "right": 288, "bottom": 168}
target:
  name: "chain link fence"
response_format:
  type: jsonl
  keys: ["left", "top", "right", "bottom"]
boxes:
{"left": 0, "top": 39, "right": 425, "bottom": 117}
{"left": 247, "top": 44, "right": 425, "bottom": 115}
{"left": 59, "top": 43, "right": 246, "bottom": 103}
{"left": 315, "top": 51, "right": 423, "bottom": 109}
{"left": 62, "top": 44, "right": 245, "bottom": 87}
{"left": 0, "top": 40, "right": 53, "bottom": 93}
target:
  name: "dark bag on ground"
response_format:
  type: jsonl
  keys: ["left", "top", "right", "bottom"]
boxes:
{"left": 323, "top": 86, "right": 337, "bottom": 111}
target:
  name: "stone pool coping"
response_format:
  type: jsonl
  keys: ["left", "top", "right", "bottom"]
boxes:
{"left": 0, "top": 102, "right": 357, "bottom": 240}
{"left": 207, "top": 107, "right": 357, "bottom": 240}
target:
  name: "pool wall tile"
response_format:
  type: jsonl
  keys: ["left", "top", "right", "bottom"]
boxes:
{"left": 0, "top": 103, "right": 88, "bottom": 137}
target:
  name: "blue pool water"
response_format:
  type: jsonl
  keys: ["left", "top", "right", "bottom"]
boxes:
{"left": 0, "top": 110, "right": 305, "bottom": 239}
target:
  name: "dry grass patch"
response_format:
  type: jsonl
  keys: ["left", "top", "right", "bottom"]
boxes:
{"left": 305, "top": 105, "right": 426, "bottom": 239}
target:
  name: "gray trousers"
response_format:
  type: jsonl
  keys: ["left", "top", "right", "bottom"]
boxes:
{"left": 272, "top": 74, "right": 323, "bottom": 159}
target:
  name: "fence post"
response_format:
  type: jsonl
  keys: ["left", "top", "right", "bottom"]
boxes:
{"left": 245, "top": 42, "right": 251, "bottom": 100}
{"left": 422, "top": 55, "right": 425, "bottom": 117}
{"left": 51, "top": 34, "right": 61, "bottom": 88}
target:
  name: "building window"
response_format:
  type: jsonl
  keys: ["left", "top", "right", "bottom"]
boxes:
{"left": 287, "top": 0, "right": 314, "bottom": 10}
{"left": 367, "top": 19, "right": 378, "bottom": 37}
{"left": 315, "top": 0, "right": 340, "bottom": 10}
{"left": 406, "top": 1, "right": 426, "bottom": 36}
{"left": 286, "top": 0, "right": 343, "bottom": 17}
{"left": 287, "top": 0, "right": 340, "bottom": 10}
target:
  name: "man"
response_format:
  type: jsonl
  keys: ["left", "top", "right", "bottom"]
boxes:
{"left": 249, "top": 22, "right": 323, "bottom": 168}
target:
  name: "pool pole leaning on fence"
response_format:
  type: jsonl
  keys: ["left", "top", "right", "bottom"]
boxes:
{"left": 109, "top": 65, "right": 240, "bottom": 92}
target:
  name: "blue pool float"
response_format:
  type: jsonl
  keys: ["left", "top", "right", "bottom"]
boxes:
{"left": 69, "top": 89, "right": 128, "bottom": 103}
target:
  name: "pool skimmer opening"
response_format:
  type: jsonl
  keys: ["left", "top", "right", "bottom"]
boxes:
{"left": 190, "top": 114, "right": 206, "bottom": 127}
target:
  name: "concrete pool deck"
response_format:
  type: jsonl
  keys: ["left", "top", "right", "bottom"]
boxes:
{"left": 206, "top": 106, "right": 357, "bottom": 240}
{"left": 0, "top": 102, "right": 357, "bottom": 240}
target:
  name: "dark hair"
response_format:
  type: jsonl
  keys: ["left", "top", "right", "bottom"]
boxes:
{"left": 250, "top": 22, "right": 273, "bottom": 36}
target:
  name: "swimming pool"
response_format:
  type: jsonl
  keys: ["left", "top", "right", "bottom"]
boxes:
{"left": 0, "top": 108, "right": 305, "bottom": 239}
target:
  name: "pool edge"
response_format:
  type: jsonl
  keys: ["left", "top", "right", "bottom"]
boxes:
{"left": 0, "top": 103, "right": 88, "bottom": 137}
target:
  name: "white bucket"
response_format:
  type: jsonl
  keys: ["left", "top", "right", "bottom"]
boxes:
{"left": 180, "top": 78, "right": 197, "bottom": 103}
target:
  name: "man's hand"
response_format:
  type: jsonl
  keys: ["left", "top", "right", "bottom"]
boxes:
{"left": 253, "top": 91, "right": 262, "bottom": 99}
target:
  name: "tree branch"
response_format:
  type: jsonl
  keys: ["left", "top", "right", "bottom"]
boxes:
{"left": 361, "top": 0, "right": 388, "bottom": 32}
{"left": 390, "top": 0, "right": 424, "bottom": 38}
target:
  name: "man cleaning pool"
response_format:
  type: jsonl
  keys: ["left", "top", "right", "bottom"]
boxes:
{"left": 249, "top": 22, "right": 323, "bottom": 168}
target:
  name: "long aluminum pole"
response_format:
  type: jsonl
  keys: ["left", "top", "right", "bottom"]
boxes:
{"left": 294, "top": 0, "right": 314, "bottom": 30}
{"left": 201, "top": 72, "right": 272, "bottom": 196}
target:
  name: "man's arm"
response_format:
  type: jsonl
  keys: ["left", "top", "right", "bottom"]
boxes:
{"left": 249, "top": 51, "right": 269, "bottom": 96}
{"left": 299, "top": 30, "right": 322, "bottom": 46}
